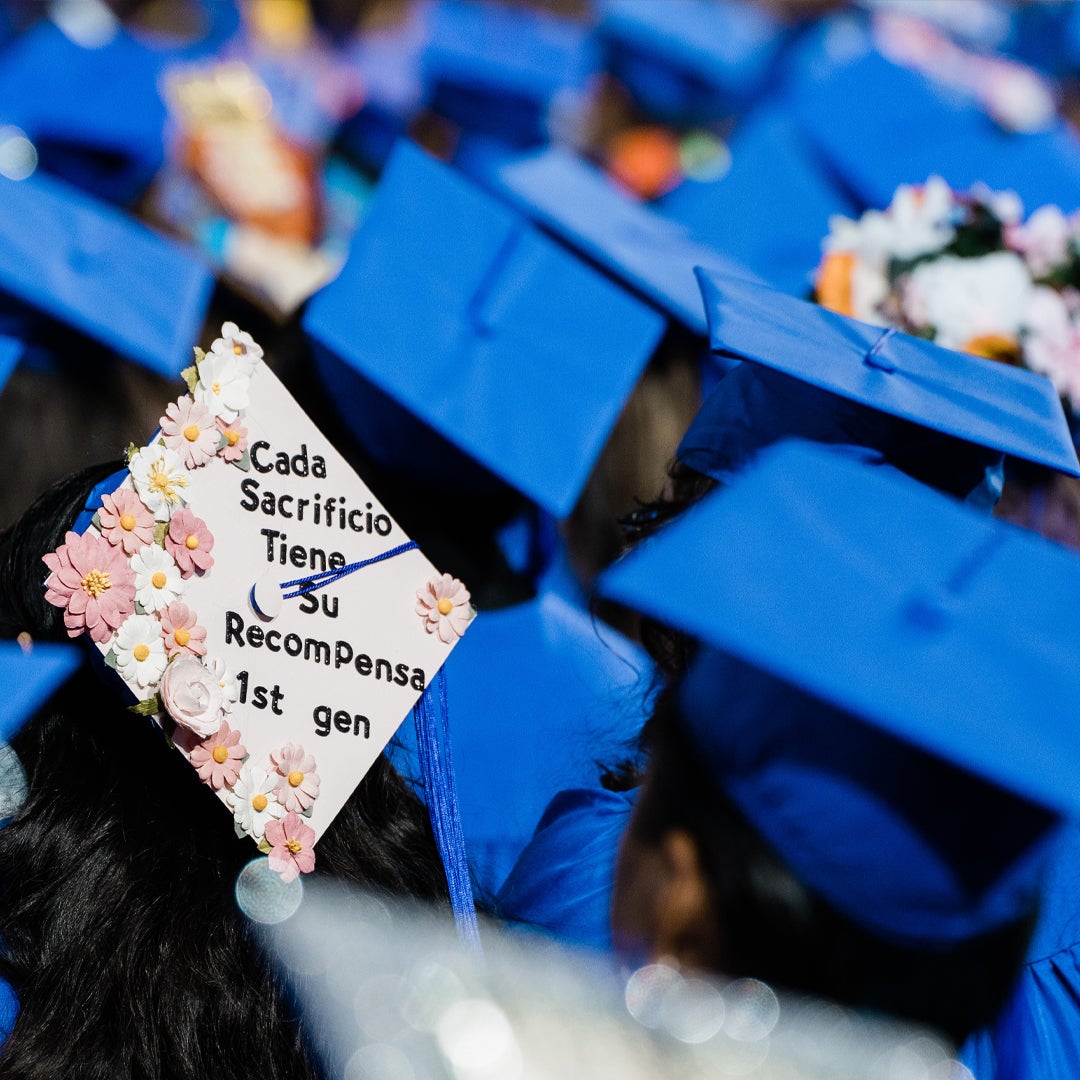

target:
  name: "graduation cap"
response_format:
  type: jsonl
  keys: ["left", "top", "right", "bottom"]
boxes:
{"left": 304, "top": 142, "right": 666, "bottom": 520}
{"left": 41, "top": 325, "right": 479, "bottom": 940}
{"left": 657, "top": 107, "right": 857, "bottom": 298}
{"left": 599, "top": 439, "right": 1080, "bottom": 946}
{"left": 679, "top": 267, "right": 1080, "bottom": 495}
{"left": 493, "top": 147, "right": 757, "bottom": 338}
{"left": 0, "top": 333, "right": 22, "bottom": 396}
{"left": 0, "top": 640, "right": 81, "bottom": 743}
{"left": 388, "top": 590, "right": 650, "bottom": 897}
{"left": 422, "top": 0, "right": 597, "bottom": 146}
{"left": 0, "top": 171, "right": 214, "bottom": 378}
{"left": 789, "top": 37, "right": 1080, "bottom": 213}
{"left": 595, "top": 0, "right": 786, "bottom": 122}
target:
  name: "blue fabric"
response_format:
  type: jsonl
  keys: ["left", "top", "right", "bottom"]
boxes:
{"left": 0, "top": 334, "right": 21, "bottom": 394}
{"left": 387, "top": 592, "right": 652, "bottom": 898}
{"left": 0, "top": 977, "right": 15, "bottom": 1041}
{"left": 0, "top": 642, "right": 81, "bottom": 743}
{"left": 498, "top": 786, "right": 635, "bottom": 952}
{"left": 689, "top": 267, "right": 1080, "bottom": 478}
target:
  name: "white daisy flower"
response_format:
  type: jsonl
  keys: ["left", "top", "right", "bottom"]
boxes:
{"left": 194, "top": 351, "right": 252, "bottom": 422}
{"left": 210, "top": 321, "right": 263, "bottom": 376}
{"left": 227, "top": 765, "right": 284, "bottom": 839}
{"left": 205, "top": 656, "right": 241, "bottom": 714}
{"left": 129, "top": 445, "right": 190, "bottom": 522}
{"left": 130, "top": 545, "right": 183, "bottom": 613}
{"left": 114, "top": 613, "right": 167, "bottom": 691}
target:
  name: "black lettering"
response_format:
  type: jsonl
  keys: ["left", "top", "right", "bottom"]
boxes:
{"left": 261, "top": 491, "right": 276, "bottom": 516}
{"left": 289, "top": 545, "right": 307, "bottom": 569}
{"left": 354, "top": 714, "right": 370, "bottom": 738}
{"left": 411, "top": 669, "right": 426, "bottom": 692}
{"left": 334, "top": 710, "right": 351, "bottom": 734}
{"left": 246, "top": 625, "right": 264, "bottom": 647}
{"left": 305, "top": 639, "right": 330, "bottom": 665}
{"left": 278, "top": 495, "right": 294, "bottom": 519}
{"left": 335, "top": 641, "right": 352, "bottom": 669}
{"left": 375, "top": 658, "right": 392, "bottom": 681}
{"left": 292, "top": 444, "right": 309, "bottom": 477}
{"left": 275, "top": 450, "right": 290, "bottom": 475}
{"left": 394, "top": 663, "right": 410, "bottom": 686}
{"left": 374, "top": 514, "right": 392, "bottom": 537}
{"left": 251, "top": 440, "right": 273, "bottom": 473}
{"left": 240, "top": 477, "right": 260, "bottom": 511}
{"left": 314, "top": 705, "right": 331, "bottom": 737}
{"left": 299, "top": 593, "right": 318, "bottom": 615}
{"left": 252, "top": 685, "right": 268, "bottom": 710}
{"left": 329, "top": 551, "right": 345, "bottom": 570}
{"left": 312, "top": 455, "right": 327, "bottom": 479}
{"left": 309, "top": 547, "right": 327, "bottom": 573}
{"left": 297, "top": 497, "right": 310, "bottom": 521}
{"left": 270, "top": 685, "right": 285, "bottom": 715}
{"left": 261, "top": 528, "right": 280, "bottom": 562}
{"left": 356, "top": 654, "right": 372, "bottom": 676}
{"left": 284, "top": 633, "right": 302, "bottom": 657}
{"left": 236, "top": 670, "right": 249, "bottom": 703}
{"left": 225, "top": 611, "right": 245, "bottom": 645}
{"left": 266, "top": 630, "right": 282, "bottom": 652}
{"left": 321, "top": 595, "right": 339, "bottom": 619}
{"left": 348, "top": 508, "right": 364, "bottom": 532}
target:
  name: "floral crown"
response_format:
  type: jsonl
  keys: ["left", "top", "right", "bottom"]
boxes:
{"left": 43, "top": 324, "right": 474, "bottom": 884}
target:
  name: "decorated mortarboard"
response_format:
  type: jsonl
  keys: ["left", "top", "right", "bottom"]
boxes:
{"left": 598, "top": 439, "right": 1080, "bottom": 946}
{"left": 304, "top": 142, "right": 666, "bottom": 520}
{"left": 388, "top": 590, "right": 650, "bottom": 897}
{"left": 657, "top": 108, "right": 857, "bottom": 298}
{"left": 682, "top": 266, "right": 1080, "bottom": 488}
{"left": 0, "top": 171, "right": 213, "bottom": 378}
{"left": 41, "top": 323, "right": 479, "bottom": 939}
{"left": 788, "top": 37, "right": 1080, "bottom": 214}
{"left": 493, "top": 147, "right": 757, "bottom": 338}
{"left": 422, "top": 0, "right": 597, "bottom": 146}
{"left": 595, "top": 0, "right": 786, "bottom": 122}
{"left": 0, "top": 640, "right": 81, "bottom": 743}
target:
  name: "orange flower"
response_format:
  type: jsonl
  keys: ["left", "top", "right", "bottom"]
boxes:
{"left": 815, "top": 251, "right": 857, "bottom": 317}
{"left": 961, "top": 334, "right": 1022, "bottom": 365}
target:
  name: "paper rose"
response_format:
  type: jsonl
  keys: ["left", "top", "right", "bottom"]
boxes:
{"left": 416, "top": 573, "right": 472, "bottom": 643}
{"left": 265, "top": 811, "right": 316, "bottom": 883}
{"left": 114, "top": 613, "right": 168, "bottom": 690}
{"left": 210, "top": 321, "right": 263, "bottom": 375}
{"left": 43, "top": 530, "right": 137, "bottom": 644}
{"left": 189, "top": 720, "right": 247, "bottom": 790}
{"left": 160, "top": 602, "right": 207, "bottom": 658}
{"left": 160, "top": 655, "right": 224, "bottom": 737}
{"left": 228, "top": 765, "right": 284, "bottom": 839}
{"left": 194, "top": 351, "right": 251, "bottom": 422}
{"left": 205, "top": 656, "right": 240, "bottom": 714}
{"left": 215, "top": 417, "right": 249, "bottom": 463}
{"left": 97, "top": 488, "right": 155, "bottom": 556}
{"left": 164, "top": 509, "right": 214, "bottom": 577}
{"left": 269, "top": 743, "right": 320, "bottom": 813}
{"left": 129, "top": 445, "right": 190, "bottom": 521}
{"left": 130, "top": 545, "right": 184, "bottom": 613}
{"left": 160, "top": 395, "right": 220, "bottom": 469}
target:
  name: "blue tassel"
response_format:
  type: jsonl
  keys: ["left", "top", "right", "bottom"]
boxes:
{"left": 412, "top": 667, "right": 482, "bottom": 953}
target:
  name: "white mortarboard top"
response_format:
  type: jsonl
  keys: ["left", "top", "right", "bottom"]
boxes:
{"left": 42, "top": 324, "right": 477, "bottom": 906}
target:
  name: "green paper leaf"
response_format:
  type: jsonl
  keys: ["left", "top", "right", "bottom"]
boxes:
{"left": 90, "top": 511, "right": 102, "bottom": 532}
{"left": 124, "top": 442, "right": 140, "bottom": 465}
{"left": 154, "top": 521, "right": 168, "bottom": 547}
{"left": 256, "top": 837, "right": 272, "bottom": 855}
{"left": 128, "top": 695, "right": 162, "bottom": 717}
{"left": 180, "top": 365, "right": 199, "bottom": 395}
{"left": 193, "top": 346, "right": 206, "bottom": 364}
{"left": 235, "top": 820, "right": 249, "bottom": 840}
{"left": 231, "top": 449, "right": 251, "bottom": 473}
{"left": 134, "top": 600, "right": 147, "bottom": 616}
{"left": 103, "top": 649, "right": 118, "bottom": 670}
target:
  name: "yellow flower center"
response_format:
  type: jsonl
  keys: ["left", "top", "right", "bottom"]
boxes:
{"left": 286, "top": 838, "right": 303, "bottom": 854}
{"left": 185, "top": 533, "right": 200, "bottom": 550}
{"left": 119, "top": 513, "right": 136, "bottom": 531}
{"left": 173, "top": 627, "right": 191, "bottom": 647}
{"left": 225, "top": 428, "right": 241, "bottom": 446}
{"left": 80, "top": 568, "right": 111, "bottom": 597}
{"left": 151, "top": 571, "right": 168, "bottom": 589}
{"left": 148, "top": 458, "right": 187, "bottom": 504}
{"left": 133, "top": 644, "right": 150, "bottom": 662}
{"left": 233, "top": 343, "right": 244, "bottom": 355}
{"left": 252, "top": 793, "right": 269, "bottom": 812}
{"left": 211, "top": 381, "right": 222, "bottom": 395}
{"left": 212, "top": 745, "right": 229, "bottom": 764}
{"left": 437, "top": 598, "right": 454, "bottom": 616}
{"left": 183, "top": 424, "right": 200, "bottom": 442}
{"left": 288, "top": 770, "right": 304, "bottom": 787}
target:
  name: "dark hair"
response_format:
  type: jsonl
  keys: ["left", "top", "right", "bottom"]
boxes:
{"left": 628, "top": 687, "right": 1034, "bottom": 1045}
{"left": 0, "top": 464, "right": 451, "bottom": 1079}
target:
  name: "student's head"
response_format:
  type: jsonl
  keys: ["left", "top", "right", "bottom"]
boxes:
{"left": 0, "top": 463, "right": 450, "bottom": 1079}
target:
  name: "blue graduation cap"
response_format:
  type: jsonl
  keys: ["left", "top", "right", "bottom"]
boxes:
{"left": 657, "top": 107, "right": 857, "bottom": 297}
{"left": 595, "top": 0, "right": 787, "bottom": 122}
{"left": 788, "top": 35, "right": 1080, "bottom": 213}
{"left": 0, "top": 333, "right": 22, "bottom": 395}
{"left": 387, "top": 590, "right": 651, "bottom": 898}
{"left": 422, "top": 0, "right": 597, "bottom": 146}
{"left": 0, "top": 171, "right": 214, "bottom": 378}
{"left": 304, "top": 141, "right": 666, "bottom": 520}
{"left": 598, "top": 439, "right": 1080, "bottom": 946}
{"left": 680, "top": 267, "right": 1080, "bottom": 493}
{"left": 493, "top": 147, "right": 757, "bottom": 338}
{"left": 0, "top": 640, "right": 81, "bottom": 743}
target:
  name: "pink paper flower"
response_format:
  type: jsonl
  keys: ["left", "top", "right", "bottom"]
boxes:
{"left": 160, "top": 395, "right": 220, "bottom": 469}
{"left": 215, "top": 417, "right": 249, "bottom": 463}
{"left": 265, "top": 812, "right": 316, "bottom": 883}
{"left": 188, "top": 719, "right": 246, "bottom": 790}
{"left": 97, "top": 488, "right": 155, "bottom": 556}
{"left": 43, "top": 531, "right": 137, "bottom": 644}
{"left": 269, "top": 742, "right": 320, "bottom": 812}
{"left": 416, "top": 573, "right": 472, "bottom": 644}
{"left": 160, "top": 655, "right": 224, "bottom": 738}
{"left": 160, "top": 601, "right": 207, "bottom": 657}
{"left": 165, "top": 509, "right": 214, "bottom": 577}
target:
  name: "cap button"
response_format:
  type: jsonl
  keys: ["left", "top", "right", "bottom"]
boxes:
{"left": 250, "top": 572, "right": 283, "bottom": 621}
